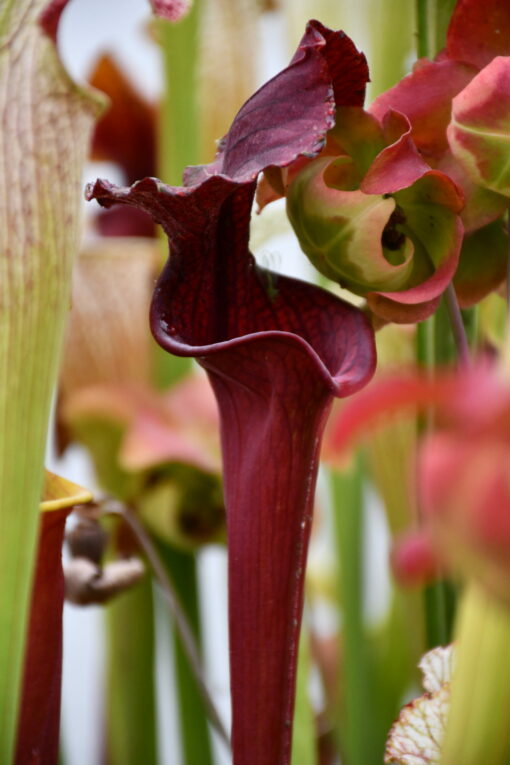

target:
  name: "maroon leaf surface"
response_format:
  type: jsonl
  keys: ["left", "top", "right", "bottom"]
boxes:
{"left": 87, "top": 21, "right": 375, "bottom": 765}
{"left": 87, "top": 174, "right": 375, "bottom": 765}
{"left": 183, "top": 19, "right": 368, "bottom": 186}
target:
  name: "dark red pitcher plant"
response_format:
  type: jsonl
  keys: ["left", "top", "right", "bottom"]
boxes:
{"left": 88, "top": 21, "right": 377, "bottom": 765}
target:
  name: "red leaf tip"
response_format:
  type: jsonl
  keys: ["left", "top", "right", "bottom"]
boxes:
{"left": 40, "top": 0, "right": 192, "bottom": 49}
{"left": 39, "top": 0, "right": 69, "bottom": 42}
{"left": 150, "top": 0, "right": 192, "bottom": 21}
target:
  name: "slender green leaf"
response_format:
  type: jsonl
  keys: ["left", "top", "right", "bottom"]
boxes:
{"left": 0, "top": 4, "right": 102, "bottom": 758}
{"left": 331, "top": 455, "right": 380, "bottom": 765}
{"left": 441, "top": 583, "right": 510, "bottom": 764}
{"left": 154, "top": 7, "right": 201, "bottom": 388}
{"left": 158, "top": 543, "right": 214, "bottom": 765}
{"left": 105, "top": 576, "right": 158, "bottom": 765}
{"left": 292, "top": 626, "right": 317, "bottom": 765}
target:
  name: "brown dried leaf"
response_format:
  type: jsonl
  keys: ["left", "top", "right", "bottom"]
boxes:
{"left": 64, "top": 557, "right": 145, "bottom": 605}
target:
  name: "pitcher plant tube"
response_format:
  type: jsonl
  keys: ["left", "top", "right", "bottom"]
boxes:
{"left": 88, "top": 20, "right": 377, "bottom": 765}
{"left": 0, "top": 2, "right": 102, "bottom": 758}
{"left": 16, "top": 472, "right": 92, "bottom": 765}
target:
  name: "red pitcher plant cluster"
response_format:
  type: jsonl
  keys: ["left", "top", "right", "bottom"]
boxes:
{"left": 4, "top": 0, "right": 510, "bottom": 764}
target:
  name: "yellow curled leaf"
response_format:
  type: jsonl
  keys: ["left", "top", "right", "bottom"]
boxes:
{"left": 40, "top": 470, "right": 92, "bottom": 512}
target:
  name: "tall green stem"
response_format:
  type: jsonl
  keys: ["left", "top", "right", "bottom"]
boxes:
{"left": 414, "top": 0, "right": 463, "bottom": 652}
{"left": 444, "top": 284, "right": 471, "bottom": 366}
{"left": 156, "top": 14, "right": 215, "bottom": 757}
{"left": 158, "top": 543, "right": 214, "bottom": 765}
{"left": 423, "top": 579, "right": 456, "bottom": 648}
{"left": 416, "top": 313, "right": 451, "bottom": 647}
{"left": 105, "top": 576, "right": 158, "bottom": 765}
{"left": 366, "top": 0, "right": 414, "bottom": 101}
{"left": 292, "top": 625, "right": 317, "bottom": 765}
{"left": 416, "top": 0, "right": 457, "bottom": 60}
{"left": 431, "top": 0, "right": 457, "bottom": 54}
{"left": 441, "top": 583, "right": 510, "bottom": 764}
{"left": 331, "top": 455, "right": 379, "bottom": 765}
{"left": 417, "top": 317, "right": 436, "bottom": 371}
{"left": 415, "top": 0, "right": 430, "bottom": 58}
{"left": 159, "top": 5, "right": 201, "bottom": 185}
{"left": 417, "top": 307, "right": 458, "bottom": 648}
{"left": 154, "top": 8, "right": 201, "bottom": 388}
